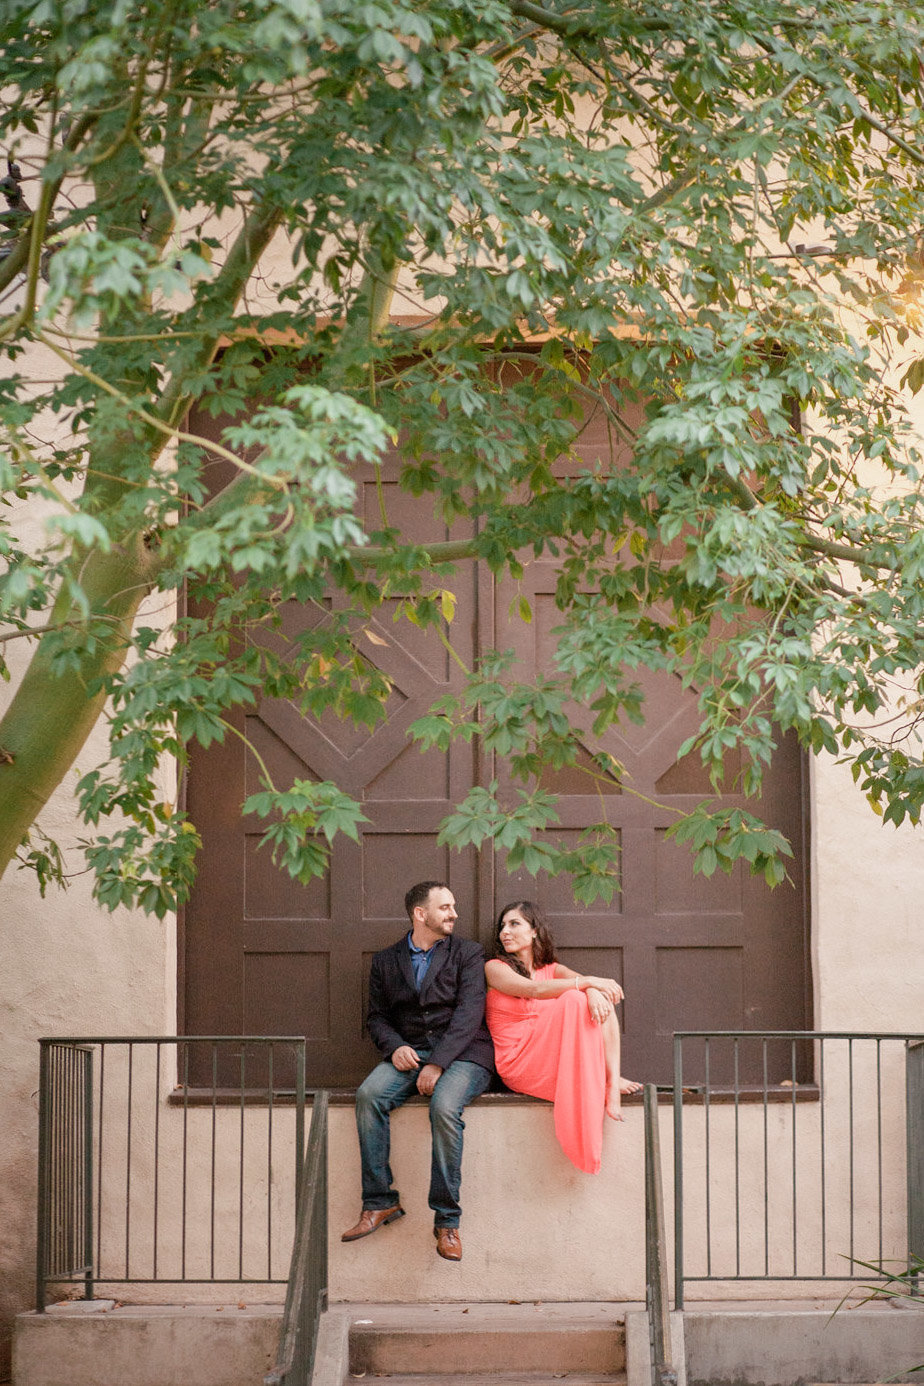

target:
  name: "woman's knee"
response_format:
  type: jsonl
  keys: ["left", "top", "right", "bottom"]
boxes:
{"left": 562, "top": 987, "right": 588, "bottom": 1014}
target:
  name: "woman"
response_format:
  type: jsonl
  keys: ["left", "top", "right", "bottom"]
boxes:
{"left": 485, "top": 900, "right": 641, "bottom": 1174}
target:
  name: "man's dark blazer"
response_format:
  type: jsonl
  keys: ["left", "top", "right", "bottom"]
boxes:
{"left": 366, "top": 933, "right": 495, "bottom": 1074}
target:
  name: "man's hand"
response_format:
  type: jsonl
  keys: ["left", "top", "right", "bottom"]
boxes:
{"left": 416, "top": 1063, "right": 443, "bottom": 1096}
{"left": 391, "top": 1045, "right": 421, "bottom": 1071}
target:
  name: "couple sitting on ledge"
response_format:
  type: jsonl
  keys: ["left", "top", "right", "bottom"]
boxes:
{"left": 341, "top": 880, "right": 641, "bottom": 1262}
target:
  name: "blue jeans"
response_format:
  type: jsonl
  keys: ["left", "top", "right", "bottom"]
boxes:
{"left": 355, "top": 1055, "right": 491, "bottom": 1228}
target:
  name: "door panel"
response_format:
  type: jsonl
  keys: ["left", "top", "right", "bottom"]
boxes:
{"left": 492, "top": 552, "right": 809, "bottom": 1085}
{"left": 184, "top": 452, "right": 483, "bottom": 1087}
{"left": 183, "top": 396, "right": 810, "bottom": 1088}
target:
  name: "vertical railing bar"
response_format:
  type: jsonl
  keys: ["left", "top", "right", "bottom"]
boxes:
{"left": 67, "top": 1048, "right": 75, "bottom": 1273}
{"left": 267, "top": 1046, "right": 274, "bottom": 1282}
{"left": 644, "top": 1083, "right": 673, "bottom": 1386}
{"left": 295, "top": 1043, "right": 306, "bottom": 1217}
{"left": 36, "top": 1042, "right": 50, "bottom": 1311}
{"left": 57, "top": 1047, "right": 66, "bottom": 1277}
{"left": 63, "top": 1047, "right": 71, "bottom": 1274}
{"left": 673, "top": 1035, "right": 684, "bottom": 1311}
{"left": 320, "top": 1083, "right": 329, "bottom": 1307}
{"left": 46, "top": 1044, "right": 55, "bottom": 1285}
{"left": 848, "top": 1037, "right": 855, "bottom": 1269}
{"left": 704, "top": 1039, "right": 712, "bottom": 1277}
{"left": 83, "top": 1047, "right": 94, "bottom": 1300}
{"left": 791, "top": 1039, "right": 798, "bottom": 1275}
{"left": 63, "top": 1049, "right": 71, "bottom": 1276}
{"left": 907, "top": 1039, "right": 924, "bottom": 1289}
{"left": 97, "top": 1044, "right": 106, "bottom": 1278}
{"left": 75, "top": 1050, "right": 82, "bottom": 1276}
{"left": 153, "top": 1042, "right": 162, "bottom": 1282}
{"left": 762, "top": 1039, "right": 769, "bottom": 1277}
{"left": 73, "top": 1050, "right": 80, "bottom": 1277}
{"left": 819, "top": 1038, "right": 827, "bottom": 1276}
{"left": 876, "top": 1038, "right": 883, "bottom": 1269}
{"left": 57, "top": 1047, "right": 65, "bottom": 1277}
{"left": 210, "top": 1043, "right": 218, "bottom": 1282}
{"left": 181, "top": 1042, "right": 189, "bottom": 1282}
{"left": 734, "top": 1038, "right": 740, "bottom": 1278}
{"left": 239, "top": 1046, "right": 246, "bottom": 1282}
{"left": 124, "top": 1042, "right": 134, "bottom": 1278}
{"left": 55, "top": 1046, "right": 63, "bottom": 1277}
{"left": 57, "top": 1047, "right": 65, "bottom": 1275}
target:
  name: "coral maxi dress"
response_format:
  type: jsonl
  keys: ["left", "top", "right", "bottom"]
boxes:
{"left": 485, "top": 965, "right": 607, "bottom": 1174}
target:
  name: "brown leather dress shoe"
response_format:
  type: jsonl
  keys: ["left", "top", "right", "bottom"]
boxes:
{"left": 341, "top": 1205, "right": 405, "bottom": 1242}
{"left": 434, "top": 1226, "right": 462, "bottom": 1261}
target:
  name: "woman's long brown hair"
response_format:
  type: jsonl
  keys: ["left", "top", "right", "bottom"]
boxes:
{"left": 493, "top": 900, "right": 557, "bottom": 978}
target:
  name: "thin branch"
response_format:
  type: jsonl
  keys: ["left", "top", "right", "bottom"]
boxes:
{"left": 154, "top": 198, "right": 285, "bottom": 430}
{"left": 36, "top": 331, "right": 287, "bottom": 488}
{"left": 0, "top": 111, "right": 97, "bottom": 299}
{"left": 0, "top": 615, "right": 121, "bottom": 646}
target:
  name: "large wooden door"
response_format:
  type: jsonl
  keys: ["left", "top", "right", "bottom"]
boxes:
{"left": 183, "top": 398, "right": 810, "bottom": 1088}
{"left": 184, "top": 452, "right": 483, "bottom": 1086}
{"left": 489, "top": 394, "right": 809, "bottom": 1084}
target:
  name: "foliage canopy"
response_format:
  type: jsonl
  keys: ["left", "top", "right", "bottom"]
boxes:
{"left": 3, "top": 0, "right": 924, "bottom": 914}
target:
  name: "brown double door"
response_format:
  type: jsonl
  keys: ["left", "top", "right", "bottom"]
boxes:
{"left": 183, "top": 423, "right": 810, "bottom": 1088}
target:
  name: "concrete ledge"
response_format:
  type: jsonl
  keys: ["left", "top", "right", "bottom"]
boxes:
{"left": 13, "top": 1302, "right": 283, "bottom": 1386}
{"left": 309, "top": 1307, "right": 351, "bottom": 1386}
{"left": 625, "top": 1311, "right": 686, "bottom": 1386}
{"left": 683, "top": 1307, "right": 924, "bottom": 1386}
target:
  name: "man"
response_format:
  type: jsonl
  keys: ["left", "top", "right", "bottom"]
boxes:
{"left": 341, "top": 880, "right": 494, "bottom": 1261}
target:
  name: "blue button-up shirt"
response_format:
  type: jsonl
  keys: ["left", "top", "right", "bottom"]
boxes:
{"left": 406, "top": 932, "right": 444, "bottom": 990}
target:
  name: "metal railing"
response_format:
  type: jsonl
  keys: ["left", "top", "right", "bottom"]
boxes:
{"left": 643, "top": 1083, "right": 676, "bottom": 1386}
{"left": 37, "top": 1041, "right": 94, "bottom": 1306}
{"left": 673, "top": 1031, "right": 924, "bottom": 1308}
{"left": 265, "top": 1091, "right": 329, "bottom": 1386}
{"left": 36, "top": 1037, "right": 306, "bottom": 1308}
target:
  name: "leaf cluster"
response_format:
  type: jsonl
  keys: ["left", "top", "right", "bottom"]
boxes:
{"left": 3, "top": 0, "right": 924, "bottom": 907}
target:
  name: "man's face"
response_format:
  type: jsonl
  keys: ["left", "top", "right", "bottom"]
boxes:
{"left": 417, "top": 887, "right": 457, "bottom": 941}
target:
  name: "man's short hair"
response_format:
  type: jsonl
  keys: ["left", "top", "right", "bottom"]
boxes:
{"left": 405, "top": 880, "right": 450, "bottom": 921}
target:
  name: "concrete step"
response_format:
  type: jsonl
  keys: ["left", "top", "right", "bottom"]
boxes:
{"left": 347, "top": 1304, "right": 628, "bottom": 1378}
{"left": 352, "top": 1376, "right": 627, "bottom": 1386}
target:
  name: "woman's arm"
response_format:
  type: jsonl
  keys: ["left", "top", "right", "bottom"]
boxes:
{"left": 485, "top": 958, "right": 620, "bottom": 1002}
{"left": 554, "top": 965, "right": 623, "bottom": 1007}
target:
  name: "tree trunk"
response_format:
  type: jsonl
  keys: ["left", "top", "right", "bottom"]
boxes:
{"left": 0, "top": 539, "right": 157, "bottom": 878}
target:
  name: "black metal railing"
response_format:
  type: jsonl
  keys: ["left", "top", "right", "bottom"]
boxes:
{"left": 265, "top": 1091, "right": 329, "bottom": 1386}
{"left": 36, "top": 1037, "right": 306, "bottom": 1308}
{"left": 672, "top": 1031, "right": 924, "bottom": 1308}
{"left": 644, "top": 1083, "right": 677, "bottom": 1386}
{"left": 37, "top": 1041, "right": 94, "bottom": 1308}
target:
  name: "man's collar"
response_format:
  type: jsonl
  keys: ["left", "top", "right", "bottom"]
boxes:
{"left": 407, "top": 930, "right": 447, "bottom": 955}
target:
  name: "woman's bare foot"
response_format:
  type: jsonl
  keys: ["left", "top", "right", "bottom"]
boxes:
{"left": 620, "top": 1077, "right": 643, "bottom": 1095}
{"left": 605, "top": 1085, "right": 624, "bottom": 1121}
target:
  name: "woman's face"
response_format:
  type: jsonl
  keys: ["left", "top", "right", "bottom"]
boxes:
{"left": 498, "top": 909, "right": 537, "bottom": 958}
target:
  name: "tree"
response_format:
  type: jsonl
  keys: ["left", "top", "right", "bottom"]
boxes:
{"left": 3, "top": 0, "right": 924, "bottom": 915}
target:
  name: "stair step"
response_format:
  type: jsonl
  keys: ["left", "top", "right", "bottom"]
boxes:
{"left": 349, "top": 1376, "right": 627, "bottom": 1386}
{"left": 349, "top": 1313, "right": 626, "bottom": 1377}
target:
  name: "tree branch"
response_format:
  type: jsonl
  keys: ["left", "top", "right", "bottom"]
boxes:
{"left": 506, "top": 0, "right": 666, "bottom": 40}
{"left": 154, "top": 197, "right": 285, "bottom": 432}
{"left": 0, "top": 112, "right": 97, "bottom": 298}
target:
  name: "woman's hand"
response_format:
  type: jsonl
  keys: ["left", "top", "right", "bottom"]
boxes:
{"left": 585, "top": 986, "right": 612, "bottom": 1024}
{"left": 579, "top": 975, "right": 623, "bottom": 1006}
